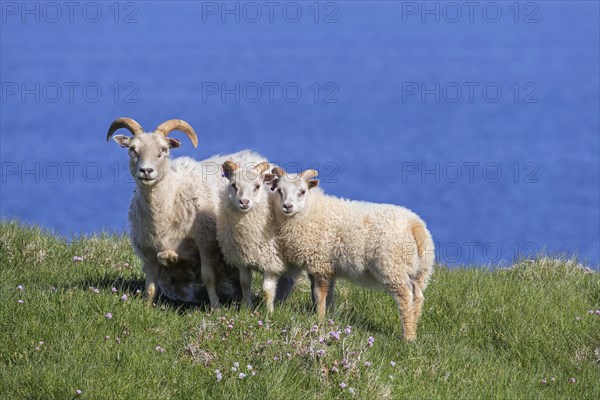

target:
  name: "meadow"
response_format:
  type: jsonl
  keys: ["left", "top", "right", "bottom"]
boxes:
{"left": 1, "top": 220, "right": 599, "bottom": 399}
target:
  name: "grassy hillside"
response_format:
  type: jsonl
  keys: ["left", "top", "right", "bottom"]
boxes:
{"left": 1, "top": 221, "right": 599, "bottom": 399}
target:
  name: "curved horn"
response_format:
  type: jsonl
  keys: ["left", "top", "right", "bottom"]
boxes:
{"left": 272, "top": 167, "right": 286, "bottom": 178}
{"left": 300, "top": 169, "right": 318, "bottom": 180}
{"left": 254, "top": 162, "right": 270, "bottom": 175}
{"left": 107, "top": 117, "right": 144, "bottom": 141}
{"left": 155, "top": 119, "right": 198, "bottom": 148}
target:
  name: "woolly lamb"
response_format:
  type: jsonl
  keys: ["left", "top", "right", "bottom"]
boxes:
{"left": 270, "top": 167, "right": 434, "bottom": 341}
{"left": 107, "top": 117, "right": 259, "bottom": 307}
{"left": 217, "top": 160, "right": 300, "bottom": 312}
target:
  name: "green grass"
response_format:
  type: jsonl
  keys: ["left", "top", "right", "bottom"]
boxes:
{"left": 1, "top": 220, "right": 599, "bottom": 399}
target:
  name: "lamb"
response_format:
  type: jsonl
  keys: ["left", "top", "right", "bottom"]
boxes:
{"left": 106, "top": 117, "right": 261, "bottom": 307}
{"left": 270, "top": 167, "right": 435, "bottom": 341}
{"left": 216, "top": 160, "right": 300, "bottom": 312}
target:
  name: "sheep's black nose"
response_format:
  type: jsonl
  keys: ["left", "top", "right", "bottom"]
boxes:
{"left": 140, "top": 168, "right": 154, "bottom": 175}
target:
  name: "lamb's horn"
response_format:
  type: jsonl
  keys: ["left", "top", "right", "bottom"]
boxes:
{"left": 155, "top": 119, "right": 198, "bottom": 148}
{"left": 106, "top": 117, "right": 144, "bottom": 141}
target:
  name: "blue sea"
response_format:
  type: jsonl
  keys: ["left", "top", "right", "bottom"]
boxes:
{"left": 1, "top": 1, "right": 598, "bottom": 267}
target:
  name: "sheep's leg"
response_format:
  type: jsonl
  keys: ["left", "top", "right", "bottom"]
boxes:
{"left": 312, "top": 277, "right": 330, "bottom": 320}
{"left": 326, "top": 278, "right": 336, "bottom": 310}
{"left": 239, "top": 267, "right": 253, "bottom": 309}
{"left": 262, "top": 271, "right": 279, "bottom": 313}
{"left": 412, "top": 281, "right": 425, "bottom": 326}
{"left": 389, "top": 280, "right": 417, "bottom": 342}
{"left": 309, "top": 274, "right": 316, "bottom": 308}
{"left": 200, "top": 250, "right": 220, "bottom": 309}
{"left": 143, "top": 262, "right": 160, "bottom": 305}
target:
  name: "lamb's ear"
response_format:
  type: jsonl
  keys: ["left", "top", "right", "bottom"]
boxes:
{"left": 308, "top": 179, "right": 319, "bottom": 190}
{"left": 166, "top": 137, "right": 181, "bottom": 149}
{"left": 113, "top": 135, "right": 132, "bottom": 148}
{"left": 222, "top": 161, "right": 239, "bottom": 180}
{"left": 263, "top": 174, "right": 279, "bottom": 191}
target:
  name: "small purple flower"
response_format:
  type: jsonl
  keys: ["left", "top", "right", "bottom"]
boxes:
{"left": 348, "top": 387, "right": 356, "bottom": 395}
{"left": 286, "top": 352, "right": 292, "bottom": 358}
{"left": 273, "top": 356, "right": 279, "bottom": 361}
{"left": 227, "top": 324, "right": 234, "bottom": 330}
{"left": 342, "top": 359, "right": 349, "bottom": 369}
{"left": 281, "top": 329, "right": 287, "bottom": 334}
{"left": 550, "top": 377, "right": 556, "bottom": 382}
{"left": 120, "top": 294, "right": 128, "bottom": 302}
{"left": 215, "top": 370, "right": 222, "bottom": 382}
{"left": 575, "top": 317, "right": 582, "bottom": 321}
{"left": 17, "top": 299, "right": 24, "bottom": 304}
{"left": 233, "top": 362, "right": 239, "bottom": 368}
{"left": 75, "top": 389, "right": 82, "bottom": 396}
{"left": 390, "top": 361, "right": 396, "bottom": 367}
{"left": 329, "top": 331, "right": 340, "bottom": 341}
{"left": 267, "top": 339, "right": 273, "bottom": 345}
{"left": 339, "top": 382, "right": 347, "bottom": 389}
{"left": 317, "top": 349, "right": 326, "bottom": 357}
{"left": 104, "top": 335, "right": 110, "bottom": 341}
{"left": 115, "top": 337, "right": 121, "bottom": 344}
{"left": 541, "top": 379, "right": 547, "bottom": 385}
{"left": 73, "top": 256, "right": 84, "bottom": 262}
{"left": 258, "top": 320, "right": 263, "bottom": 327}
{"left": 104, "top": 312, "right": 113, "bottom": 319}
{"left": 111, "top": 287, "right": 118, "bottom": 293}
{"left": 331, "top": 366, "right": 339, "bottom": 373}
{"left": 231, "top": 367, "right": 237, "bottom": 372}
{"left": 328, "top": 319, "right": 334, "bottom": 325}
{"left": 368, "top": 336, "right": 375, "bottom": 347}
{"left": 595, "top": 310, "right": 600, "bottom": 315}
{"left": 344, "top": 326, "right": 352, "bottom": 335}
{"left": 50, "top": 286, "right": 57, "bottom": 292}
{"left": 568, "top": 377, "right": 576, "bottom": 384}
{"left": 155, "top": 346, "right": 165, "bottom": 353}
{"left": 251, "top": 371, "right": 256, "bottom": 376}
{"left": 17, "top": 285, "right": 24, "bottom": 291}
{"left": 310, "top": 325, "right": 319, "bottom": 334}
{"left": 247, "top": 365, "right": 253, "bottom": 371}
{"left": 39, "top": 341, "right": 44, "bottom": 346}
{"left": 90, "top": 287, "right": 100, "bottom": 294}
{"left": 319, "top": 338, "right": 326, "bottom": 344}
{"left": 238, "top": 373, "right": 246, "bottom": 379}
{"left": 364, "top": 361, "right": 372, "bottom": 368}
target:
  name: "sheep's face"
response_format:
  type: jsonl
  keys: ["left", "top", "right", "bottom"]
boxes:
{"left": 271, "top": 170, "right": 319, "bottom": 217}
{"left": 222, "top": 161, "right": 271, "bottom": 212}
{"left": 113, "top": 133, "right": 181, "bottom": 187}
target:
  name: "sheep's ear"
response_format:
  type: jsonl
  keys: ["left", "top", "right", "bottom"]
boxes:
{"left": 263, "top": 174, "right": 279, "bottom": 191}
{"left": 166, "top": 137, "right": 181, "bottom": 149}
{"left": 308, "top": 179, "right": 319, "bottom": 190}
{"left": 222, "top": 161, "right": 239, "bottom": 180}
{"left": 113, "top": 135, "right": 132, "bottom": 148}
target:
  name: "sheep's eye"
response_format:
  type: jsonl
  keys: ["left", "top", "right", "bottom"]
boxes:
{"left": 129, "top": 148, "right": 138, "bottom": 156}
{"left": 254, "top": 184, "right": 260, "bottom": 191}
{"left": 162, "top": 148, "right": 168, "bottom": 153}
{"left": 231, "top": 183, "right": 237, "bottom": 190}
{"left": 277, "top": 188, "right": 282, "bottom": 195}
{"left": 299, "top": 190, "right": 306, "bottom": 196}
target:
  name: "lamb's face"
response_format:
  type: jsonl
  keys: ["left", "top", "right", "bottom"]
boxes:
{"left": 113, "top": 133, "right": 180, "bottom": 187}
{"left": 223, "top": 161, "right": 271, "bottom": 212}
{"left": 273, "top": 172, "right": 319, "bottom": 217}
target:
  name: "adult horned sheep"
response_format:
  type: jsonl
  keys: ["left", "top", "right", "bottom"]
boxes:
{"left": 107, "top": 117, "right": 258, "bottom": 307}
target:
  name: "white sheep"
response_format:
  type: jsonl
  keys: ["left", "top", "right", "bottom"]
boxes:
{"left": 270, "top": 167, "right": 435, "bottom": 341}
{"left": 107, "top": 117, "right": 262, "bottom": 307}
{"left": 217, "top": 160, "right": 300, "bottom": 312}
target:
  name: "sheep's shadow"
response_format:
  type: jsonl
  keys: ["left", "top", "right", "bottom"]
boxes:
{"left": 68, "top": 275, "right": 241, "bottom": 313}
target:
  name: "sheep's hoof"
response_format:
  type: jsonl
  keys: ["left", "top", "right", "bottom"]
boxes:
{"left": 157, "top": 250, "right": 179, "bottom": 267}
